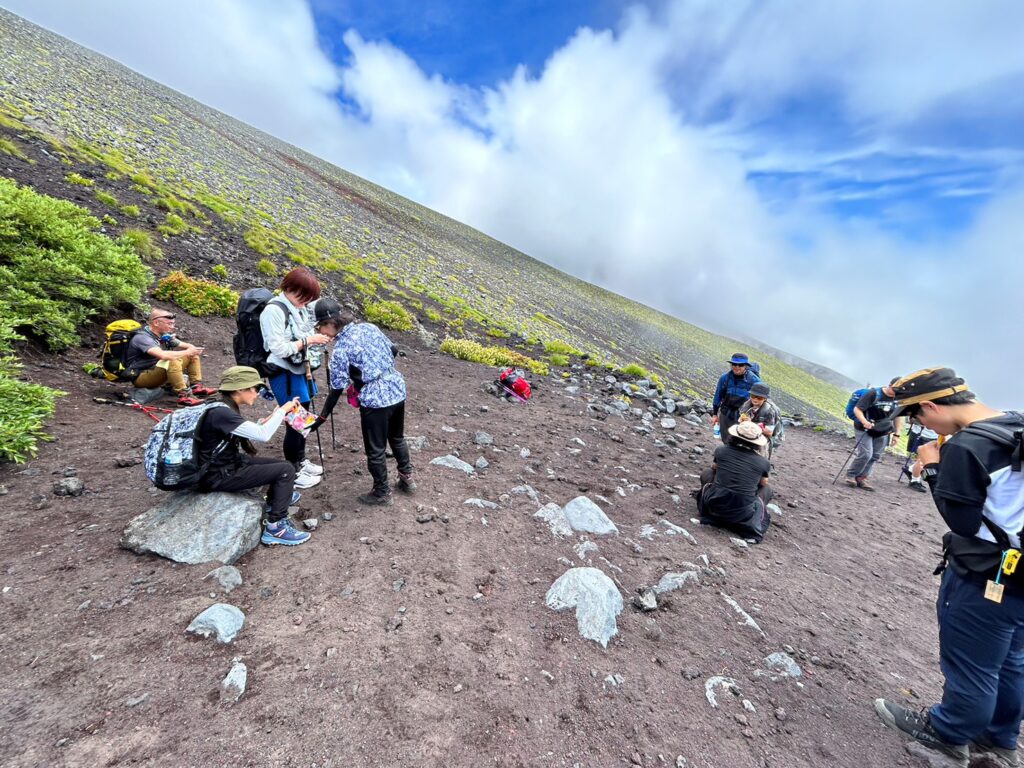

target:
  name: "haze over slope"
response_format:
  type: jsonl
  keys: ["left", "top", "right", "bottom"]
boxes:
{"left": 0, "top": 9, "right": 847, "bottom": 420}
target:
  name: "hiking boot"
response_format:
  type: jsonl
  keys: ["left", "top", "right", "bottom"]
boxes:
{"left": 856, "top": 477, "right": 876, "bottom": 491}
{"left": 261, "top": 519, "right": 310, "bottom": 546}
{"left": 357, "top": 491, "right": 393, "bottom": 506}
{"left": 909, "top": 479, "right": 928, "bottom": 493}
{"left": 397, "top": 475, "right": 416, "bottom": 494}
{"left": 845, "top": 478, "right": 858, "bottom": 488}
{"left": 294, "top": 471, "right": 322, "bottom": 490}
{"left": 970, "top": 735, "right": 1019, "bottom": 767}
{"left": 873, "top": 699, "right": 968, "bottom": 765}
{"left": 265, "top": 490, "right": 301, "bottom": 515}
{"left": 176, "top": 390, "right": 204, "bottom": 407}
{"left": 190, "top": 383, "right": 216, "bottom": 397}
{"left": 299, "top": 458, "right": 324, "bottom": 476}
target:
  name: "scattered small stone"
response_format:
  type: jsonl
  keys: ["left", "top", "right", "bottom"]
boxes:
{"left": 734, "top": 713, "right": 749, "bottom": 726}
{"left": 386, "top": 616, "right": 403, "bottom": 632}
{"left": 205, "top": 565, "right": 243, "bottom": 593}
{"left": 682, "top": 667, "right": 702, "bottom": 680}
{"left": 124, "top": 693, "right": 149, "bottom": 708}
{"left": 774, "top": 707, "right": 787, "bottom": 722}
{"left": 730, "top": 538, "right": 749, "bottom": 550}
{"left": 742, "top": 699, "right": 756, "bottom": 713}
{"left": 326, "top": 647, "right": 338, "bottom": 658}
{"left": 475, "top": 456, "right": 489, "bottom": 470}
{"left": 220, "top": 661, "right": 247, "bottom": 703}
{"left": 473, "top": 431, "right": 494, "bottom": 446}
{"left": 114, "top": 455, "right": 143, "bottom": 468}
{"left": 302, "top": 518, "right": 318, "bottom": 531}
{"left": 519, "top": 447, "right": 531, "bottom": 458}
{"left": 77, "top": 600, "right": 91, "bottom": 611}
{"left": 416, "top": 513, "right": 436, "bottom": 524}
{"left": 464, "top": 498, "right": 497, "bottom": 509}
{"left": 453, "top": 683, "right": 464, "bottom": 693}
{"left": 53, "top": 478, "right": 85, "bottom": 497}
{"left": 392, "top": 578, "right": 405, "bottom": 593}
{"left": 322, "top": 511, "right": 334, "bottom": 522}
{"left": 541, "top": 669, "right": 554, "bottom": 682}
{"left": 186, "top": 604, "right": 245, "bottom": 644}
{"left": 603, "top": 673, "right": 625, "bottom": 688}
{"left": 787, "top": 501, "right": 799, "bottom": 508}
{"left": 429, "top": 455, "right": 476, "bottom": 474}
{"left": 632, "top": 588, "right": 658, "bottom": 612}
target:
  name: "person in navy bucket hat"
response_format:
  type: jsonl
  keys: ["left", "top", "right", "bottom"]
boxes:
{"left": 712, "top": 353, "right": 761, "bottom": 444}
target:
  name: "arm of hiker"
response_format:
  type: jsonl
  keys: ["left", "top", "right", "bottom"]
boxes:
{"left": 925, "top": 442, "right": 989, "bottom": 537}
{"left": 890, "top": 417, "right": 904, "bottom": 443}
{"left": 711, "top": 375, "right": 725, "bottom": 417}
{"left": 852, "top": 405, "right": 873, "bottom": 430}
{"left": 311, "top": 388, "right": 343, "bottom": 430}
{"left": 231, "top": 398, "right": 300, "bottom": 442}
{"left": 145, "top": 344, "right": 202, "bottom": 361}
{"left": 260, "top": 304, "right": 304, "bottom": 359}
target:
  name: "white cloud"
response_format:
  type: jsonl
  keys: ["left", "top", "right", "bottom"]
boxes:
{"left": 3, "top": 0, "right": 1022, "bottom": 406}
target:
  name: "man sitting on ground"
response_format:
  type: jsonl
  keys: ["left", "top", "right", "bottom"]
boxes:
{"left": 125, "top": 309, "right": 211, "bottom": 406}
{"left": 695, "top": 421, "right": 773, "bottom": 543}
{"left": 738, "top": 382, "right": 779, "bottom": 458}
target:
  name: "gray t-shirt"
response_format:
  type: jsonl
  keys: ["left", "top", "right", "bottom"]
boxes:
{"left": 126, "top": 328, "right": 178, "bottom": 374}
{"left": 738, "top": 398, "right": 778, "bottom": 436}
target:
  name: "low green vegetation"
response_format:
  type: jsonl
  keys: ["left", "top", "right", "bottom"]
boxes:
{"left": 543, "top": 339, "right": 579, "bottom": 356}
{"left": 120, "top": 228, "right": 162, "bottom": 260}
{"left": 424, "top": 308, "right": 442, "bottom": 323}
{"left": 211, "top": 263, "right": 229, "bottom": 280}
{"left": 65, "top": 172, "right": 93, "bottom": 187}
{"left": 244, "top": 224, "right": 284, "bottom": 256}
{"left": 548, "top": 353, "right": 570, "bottom": 367}
{"left": 153, "top": 271, "right": 238, "bottom": 317}
{"left": 0, "top": 177, "right": 152, "bottom": 461}
{"left": 120, "top": 204, "right": 140, "bottom": 217}
{"left": 257, "top": 258, "right": 278, "bottom": 277}
{"left": 363, "top": 299, "right": 414, "bottom": 331}
{"left": 157, "top": 213, "right": 187, "bottom": 236}
{"left": 618, "top": 363, "right": 649, "bottom": 378}
{"left": 439, "top": 337, "right": 549, "bottom": 376}
{"left": 94, "top": 190, "right": 118, "bottom": 207}
{"left": 0, "top": 138, "right": 30, "bottom": 161}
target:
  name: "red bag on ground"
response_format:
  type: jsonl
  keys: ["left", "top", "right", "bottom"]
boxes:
{"left": 498, "top": 368, "right": 531, "bottom": 400}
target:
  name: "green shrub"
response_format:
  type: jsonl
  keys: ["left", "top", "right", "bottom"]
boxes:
{"left": 0, "top": 138, "right": 29, "bottom": 161}
{"left": 101, "top": 214, "right": 117, "bottom": 226}
{"left": 153, "top": 271, "right": 238, "bottom": 317}
{"left": 548, "top": 353, "right": 570, "bottom": 366}
{"left": 157, "top": 213, "right": 187, "bottom": 236}
{"left": 95, "top": 190, "right": 119, "bottom": 207}
{"left": 424, "top": 308, "right": 442, "bottom": 322}
{"left": 364, "top": 299, "right": 414, "bottom": 331}
{"left": 120, "top": 228, "right": 162, "bottom": 260}
{"left": 649, "top": 372, "right": 665, "bottom": 391}
{"left": 544, "top": 339, "right": 579, "bottom": 356}
{"left": 0, "top": 178, "right": 151, "bottom": 461}
{"left": 211, "top": 264, "right": 229, "bottom": 280}
{"left": 618, "top": 363, "right": 649, "bottom": 378}
{"left": 65, "top": 172, "right": 94, "bottom": 187}
{"left": 120, "top": 204, "right": 140, "bottom": 217}
{"left": 257, "top": 258, "right": 278, "bottom": 277}
{"left": 130, "top": 171, "right": 155, "bottom": 188}
{"left": 104, "top": 171, "right": 121, "bottom": 181}
{"left": 244, "top": 225, "right": 282, "bottom": 256}
{"left": 439, "top": 337, "right": 549, "bottom": 376}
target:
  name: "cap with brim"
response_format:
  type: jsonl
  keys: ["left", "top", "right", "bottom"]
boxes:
{"left": 729, "top": 353, "right": 750, "bottom": 365}
{"left": 750, "top": 383, "right": 770, "bottom": 397}
{"left": 728, "top": 421, "right": 768, "bottom": 447}
{"left": 218, "top": 365, "right": 266, "bottom": 392}
{"left": 892, "top": 367, "right": 969, "bottom": 408}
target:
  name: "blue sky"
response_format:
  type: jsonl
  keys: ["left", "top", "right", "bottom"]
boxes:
{"left": 3, "top": 0, "right": 1024, "bottom": 405}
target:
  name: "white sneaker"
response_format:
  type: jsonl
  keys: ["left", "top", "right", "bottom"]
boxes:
{"left": 299, "top": 459, "right": 324, "bottom": 476}
{"left": 294, "top": 471, "right": 322, "bottom": 489}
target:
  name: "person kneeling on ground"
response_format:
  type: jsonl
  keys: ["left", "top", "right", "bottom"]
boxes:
{"left": 738, "top": 382, "right": 779, "bottom": 458}
{"left": 196, "top": 365, "right": 311, "bottom": 547}
{"left": 695, "top": 421, "right": 772, "bottom": 542}
{"left": 126, "top": 309, "right": 213, "bottom": 406}
{"left": 874, "top": 367, "right": 1024, "bottom": 767}
{"left": 312, "top": 308, "right": 413, "bottom": 506}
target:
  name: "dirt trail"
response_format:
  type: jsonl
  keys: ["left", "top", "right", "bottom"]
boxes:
{"left": 1, "top": 315, "right": 952, "bottom": 768}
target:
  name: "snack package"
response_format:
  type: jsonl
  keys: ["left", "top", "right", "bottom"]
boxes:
{"left": 285, "top": 404, "right": 317, "bottom": 436}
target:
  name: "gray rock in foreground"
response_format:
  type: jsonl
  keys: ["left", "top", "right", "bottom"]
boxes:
{"left": 186, "top": 603, "right": 245, "bottom": 644}
{"left": 429, "top": 455, "right": 476, "bottom": 474}
{"left": 562, "top": 496, "right": 619, "bottom": 535}
{"left": 220, "top": 660, "right": 248, "bottom": 703}
{"left": 545, "top": 567, "right": 623, "bottom": 647}
{"left": 121, "top": 492, "right": 262, "bottom": 565}
{"left": 205, "top": 565, "right": 243, "bottom": 593}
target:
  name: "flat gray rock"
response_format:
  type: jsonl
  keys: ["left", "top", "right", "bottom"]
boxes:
{"left": 121, "top": 492, "right": 262, "bottom": 565}
{"left": 464, "top": 498, "right": 498, "bottom": 509}
{"left": 474, "top": 456, "right": 489, "bottom": 470}
{"left": 653, "top": 571, "right": 700, "bottom": 594}
{"left": 473, "top": 431, "right": 494, "bottom": 446}
{"left": 429, "top": 455, "right": 475, "bottom": 474}
{"left": 562, "top": 496, "right": 618, "bottom": 535}
{"left": 545, "top": 567, "right": 623, "bottom": 647}
{"left": 205, "top": 565, "right": 243, "bottom": 593}
{"left": 186, "top": 603, "right": 245, "bottom": 643}
{"left": 764, "top": 652, "right": 802, "bottom": 679}
{"left": 660, "top": 417, "right": 677, "bottom": 429}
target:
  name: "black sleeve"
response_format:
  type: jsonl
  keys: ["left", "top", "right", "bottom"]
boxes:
{"left": 931, "top": 442, "right": 990, "bottom": 507}
{"left": 203, "top": 407, "right": 246, "bottom": 441}
{"left": 318, "top": 387, "right": 344, "bottom": 421}
{"left": 932, "top": 494, "right": 985, "bottom": 539}
{"left": 856, "top": 389, "right": 877, "bottom": 411}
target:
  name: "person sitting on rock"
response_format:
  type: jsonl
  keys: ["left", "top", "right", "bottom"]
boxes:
{"left": 711, "top": 353, "right": 761, "bottom": 444}
{"left": 311, "top": 308, "right": 413, "bottom": 506}
{"left": 195, "top": 365, "right": 310, "bottom": 547}
{"left": 125, "top": 309, "right": 213, "bottom": 406}
{"left": 695, "top": 421, "right": 773, "bottom": 542}
{"left": 738, "top": 382, "right": 779, "bottom": 458}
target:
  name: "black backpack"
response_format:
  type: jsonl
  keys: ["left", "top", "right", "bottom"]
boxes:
{"left": 233, "top": 289, "right": 286, "bottom": 377}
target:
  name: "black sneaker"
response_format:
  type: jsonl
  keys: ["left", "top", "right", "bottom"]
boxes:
{"left": 873, "top": 699, "right": 968, "bottom": 764}
{"left": 909, "top": 479, "right": 928, "bottom": 493}
{"left": 970, "top": 735, "right": 1019, "bottom": 767}
{"left": 357, "top": 491, "right": 393, "bottom": 506}
{"left": 397, "top": 475, "right": 416, "bottom": 495}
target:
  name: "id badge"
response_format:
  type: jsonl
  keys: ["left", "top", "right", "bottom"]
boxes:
{"left": 985, "top": 580, "right": 1005, "bottom": 604}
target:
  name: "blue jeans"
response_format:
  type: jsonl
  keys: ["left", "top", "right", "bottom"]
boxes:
{"left": 847, "top": 432, "right": 886, "bottom": 479}
{"left": 930, "top": 569, "right": 1024, "bottom": 748}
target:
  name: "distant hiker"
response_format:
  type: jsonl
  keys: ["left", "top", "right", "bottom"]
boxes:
{"left": 695, "top": 421, "right": 773, "bottom": 543}
{"left": 260, "top": 268, "right": 332, "bottom": 489}
{"left": 738, "top": 382, "right": 780, "bottom": 458}
{"left": 711, "top": 353, "right": 761, "bottom": 445}
{"left": 845, "top": 378, "right": 903, "bottom": 491}
{"left": 125, "top": 309, "right": 214, "bottom": 406}
{"left": 874, "top": 368, "right": 1024, "bottom": 767}
{"left": 902, "top": 420, "right": 940, "bottom": 492}
{"left": 311, "top": 309, "right": 413, "bottom": 506}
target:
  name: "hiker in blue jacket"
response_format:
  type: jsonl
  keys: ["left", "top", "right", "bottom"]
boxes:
{"left": 711, "top": 353, "right": 761, "bottom": 444}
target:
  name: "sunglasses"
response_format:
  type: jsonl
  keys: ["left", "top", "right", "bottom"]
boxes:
{"left": 153, "top": 314, "right": 176, "bottom": 321}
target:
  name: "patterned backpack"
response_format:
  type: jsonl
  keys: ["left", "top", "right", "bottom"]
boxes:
{"left": 144, "top": 402, "right": 227, "bottom": 490}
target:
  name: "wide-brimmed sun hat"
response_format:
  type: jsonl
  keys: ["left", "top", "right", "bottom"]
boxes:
{"left": 728, "top": 420, "right": 768, "bottom": 447}
{"left": 728, "top": 353, "right": 750, "bottom": 365}
{"left": 218, "top": 365, "right": 266, "bottom": 392}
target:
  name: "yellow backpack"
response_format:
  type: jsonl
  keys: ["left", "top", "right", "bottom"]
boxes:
{"left": 98, "top": 319, "right": 142, "bottom": 381}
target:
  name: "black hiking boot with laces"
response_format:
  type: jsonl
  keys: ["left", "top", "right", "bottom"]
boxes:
{"left": 873, "top": 699, "right": 968, "bottom": 765}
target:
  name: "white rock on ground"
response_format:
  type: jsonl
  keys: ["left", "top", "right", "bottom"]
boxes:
{"left": 657, "top": 519, "right": 698, "bottom": 544}
{"left": 562, "top": 496, "right": 619, "bottom": 535}
{"left": 186, "top": 603, "right": 245, "bottom": 644}
{"left": 574, "top": 540, "right": 599, "bottom": 559}
{"left": 704, "top": 676, "right": 741, "bottom": 708}
{"left": 545, "top": 567, "right": 623, "bottom": 647}
{"left": 220, "top": 660, "right": 247, "bottom": 703}
{"left": 464, "top": 498, "right": 498, "bottom": 509}
{"left": 763, "top": 651, "right": 802, "bottom": 679}
{"left": 535, "top": 503, "right": 572, "bottom": 538}
{"left": 205, "top": 565, "right": 242, "bottom": 593}
{"left": 653, "top": 571, "right": 700, "bottom": 595}
{"left": 429, "top": 455, "right": 476, "bottom": 474}
{"left": 511, "top": 484, "right": 540, "bottom": 504}
{"left": 720, "top": 592, "right": 766, "bottom": 637}
{"left": 121, "top": 492, "right": 262, "bottom": 565}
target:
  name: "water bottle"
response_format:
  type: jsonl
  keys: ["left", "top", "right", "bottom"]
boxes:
{"left": 163, "top": 447, "right": 183, "bottom": 485}
{"left": 713, "top": 423, "right": 721, "bottom": 438}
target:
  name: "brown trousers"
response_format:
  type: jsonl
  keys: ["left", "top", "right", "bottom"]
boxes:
{"left": 133, "top": 355, "right": 203, "bottom": 393}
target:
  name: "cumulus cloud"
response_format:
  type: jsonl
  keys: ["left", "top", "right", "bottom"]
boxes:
{"left": 4, "top": 0, "right": 1021, "bottom": 405}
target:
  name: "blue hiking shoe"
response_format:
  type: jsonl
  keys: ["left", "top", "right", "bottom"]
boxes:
{"left": 265, "top": 491, "right": 301, "bottom": 515}
{"left": 261, "top": 519, "right": 311, "bottom": 546}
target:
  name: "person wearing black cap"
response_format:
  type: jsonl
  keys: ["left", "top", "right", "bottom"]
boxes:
{"left": 846, "top": 378, "right": 903, "bottom": 491}
{"left": 711, "top": 353, "right": 761, "bottom": 445}
{"left": 738, "top": 382, "right": 780, "bottom": 458}
{"left": 874, "top": 367, "right": 1024, "bottom": 767}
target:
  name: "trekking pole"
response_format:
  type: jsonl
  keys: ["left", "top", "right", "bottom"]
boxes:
{"left": 93, "top": 397, "right": 175, "bottom": 421}
{"left": 304, "top": 362, "right": 326, "bottom": 470}
{"left": 832, "top": 431, "right": 869, "bottom": 485}
{"left": 330, "top": 412, "right": 337, "bottom": 450}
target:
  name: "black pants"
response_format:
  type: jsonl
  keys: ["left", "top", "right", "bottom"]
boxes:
{"left": 360, "top": 400, "right": 412, "bottom": 497}
{"left": 697, "top": 467, "right": 773, "bottom": 541}
{"left": 718, "top": 407, "right": 739, "bottom": 444}
{"left": 200, "top": 456, "right": 296, "bottom": 523}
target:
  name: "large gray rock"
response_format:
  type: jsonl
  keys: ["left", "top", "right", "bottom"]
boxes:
{"left": 120, "top": 492, "right": 262, "bottom": 565}
{"left": 186, "top": 603, "right": 245, "bottom": 643}
{"left": 535, "top": 503, "right": 572, "bottom": 538}
{"left": 562, "top": 496, "right": 619, "bottom": 535}
{"left": 429, "top": 455, "right": 476, "bottom": 474}
{"left": 545, "top": 567, "right": 623, "bottom": 647}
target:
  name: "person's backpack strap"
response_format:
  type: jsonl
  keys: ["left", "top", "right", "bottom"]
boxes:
{"left": 961, "top": 415, "right": 1024, "bottom": 473}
